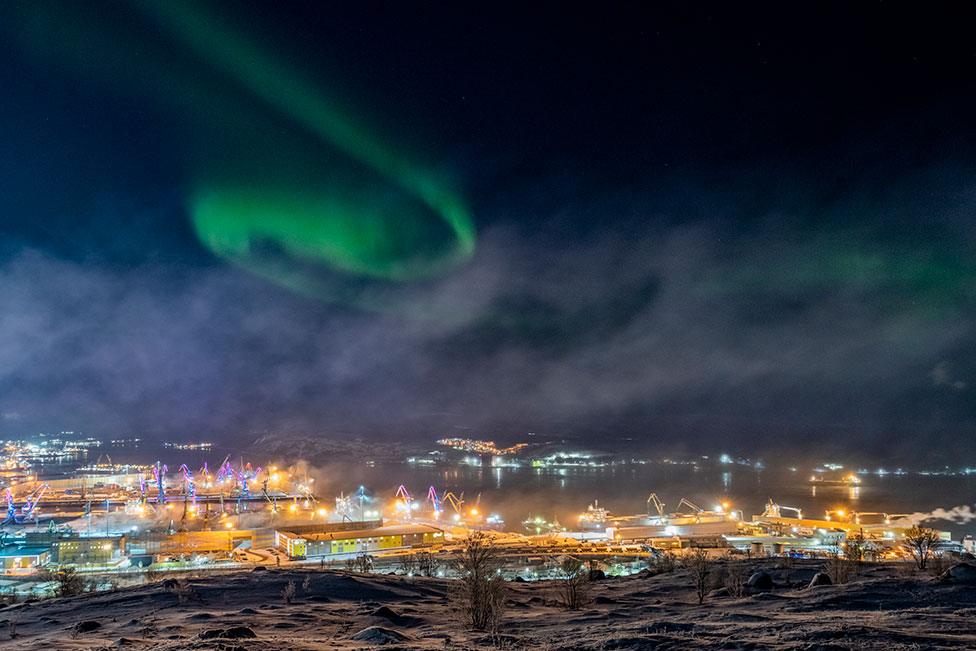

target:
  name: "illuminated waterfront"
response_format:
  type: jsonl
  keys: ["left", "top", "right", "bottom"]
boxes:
{"left": 4, "top": 436, "right": 975, "bottom": 538}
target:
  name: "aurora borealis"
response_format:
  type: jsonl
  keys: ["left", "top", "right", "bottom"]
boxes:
{"left": 2, "top": 2, "right": 976, "bottom": 461}
{"left": 3, "top": 0, "right": 475, "bottom": 305}
{"left": 139, "top": 0, "right": 476, "bottom": 288}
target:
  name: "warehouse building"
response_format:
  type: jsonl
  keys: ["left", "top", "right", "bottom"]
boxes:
{"left": 0, "top": 545, "right": 51, "bottom": 573}
{"left": 126, "top": 529, "right": 255, "bottom": 560}
{"left": 275, "top": 523, "right": 443, "bottom": 559}
{"left": 50, "top": 535, "right": 125, "bottom": 566}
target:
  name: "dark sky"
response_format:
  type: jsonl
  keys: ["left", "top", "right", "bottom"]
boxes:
{"left": 2, "top": 1, "right": 976, "bottom": 461}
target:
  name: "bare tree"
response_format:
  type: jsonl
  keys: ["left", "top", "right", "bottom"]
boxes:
{"left": 824, "top": 549, "right": 856, "bottom": 584}
{"left": 351, "top": 554, "right": 374, "bottom": 573}
{"left": 903, "top": 526, "right": 941, "bottom": 570}
{"left": 844, "top": 533, "right": 866, "bottom": 564}
{"left": 724, "top": 560, "right": 746, "bottom": 598}
{"left": 397, "top": 554, "right": 418, "bottom": 575}
{"left": 778, "top": 554, "right": 795, "bottom": 585}
{"left": 37, "top": 566, "right": 84, "bottom": 597}
{"left": 650, "top": 549, "right": 677, "bottom": 574}
{"left": 451, "top": 532, "right": 506, "bottom": 632}
{"left": 416, "top": 551, "right": 440, "bottom": 577}
{"left": 557, "top": 558, "right": 590, "bottom": 610}
{"left": 281, "top": 580, "right": 296, "bottom": 605}
{"left": 144, "top": 567, "right": 162, "bottom": 584}
{"left": 168, "top": 579, "right": 194, "bottom": 605}
{"left": 688, "top": 547, "right": 711, "bottom": 605}
{"left": 302, "top": 574, "right": 312, "bottom": 594}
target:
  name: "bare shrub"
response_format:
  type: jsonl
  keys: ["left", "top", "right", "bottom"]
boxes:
{"left": 302, "top": 574, "right": 312, "bottom": 593}
{"left": 144, "top": 567, "right": 162, "bottom": 584}
{"left": 451, "top": 532, "right": 506, "bottom": 632}
{"left": 902, "top": 526, "right": 940, "bottom": 570}
{"left": 724, "top": 560, "right": 746, "bottom": 598}
{"left": 168, "top": 579, "right": 194, "bottom": 605}
{"left": 557, "top": 558, "right": 590, "bottom": 610}
{"left": 824, "top": 551, "right": 856, "bottom": 584}
{"left": 778, "top": 554, "right": 795, "bottom": 585}
{"left": 281, "top": 580, "right": 296, "bottom": 605}
{"left": 353, "top": 554, "right": 374, "bottom": 573}
{"left": 7, "top": 619, "right": 16, "bottom": 639}
{"left": 397, "top": 554, "right": 417, "bottom": 575}
{"left": 650, "top": 549, "right": 676, "bottom": 574}
{"left": 844, "top": 533, "right": 866, "bottom": 565}
{"left": 416, "top": 551, "right": 440, "bottom": 577}
{"left": 38, "top": 566, "right": 85, "bottom": 597}
{"left": 688, "top": 547, "right": 711, "bottom": 605}
{"left": 928, "top": 549, "right": 948, "bottom": 576}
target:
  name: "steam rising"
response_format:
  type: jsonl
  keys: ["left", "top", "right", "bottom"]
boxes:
{"left": 1, "top": 181, "right": 975, "bottom": 463}
{"left": 900, "top": 505, "right": 976, "bottom": 527}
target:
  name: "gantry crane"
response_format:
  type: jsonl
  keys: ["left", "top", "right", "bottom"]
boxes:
{"left": 646, "top": 493, "right": 666, "bottom": 519}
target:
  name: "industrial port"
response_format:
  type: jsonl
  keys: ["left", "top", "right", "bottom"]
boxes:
{"left": 0, "top": 435, "right": 966, "bottom": 601}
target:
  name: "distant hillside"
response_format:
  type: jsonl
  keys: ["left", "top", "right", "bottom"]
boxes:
{"left": 245, "top": 432, "right": 422, "bottom": 465}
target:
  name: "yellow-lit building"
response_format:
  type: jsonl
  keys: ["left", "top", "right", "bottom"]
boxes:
{"left": 126, "top": 529, "right": 255, "bottom": 558}
{"left": 0, "top": 546, "right": 50, "bottom": 573}
{"left": 276, "top": 524, "right": 443, "bottom": 559}
{"left": 51, "top": 536, "right": 124, "bottom": 565}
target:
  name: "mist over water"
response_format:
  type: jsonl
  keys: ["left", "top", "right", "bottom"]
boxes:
{"left": 63, "top": 442, "right": 976, "bottom": 539}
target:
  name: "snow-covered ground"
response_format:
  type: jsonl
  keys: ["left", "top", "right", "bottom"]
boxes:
{"left": 0, "top": 560, "right": 973, "bottom": 649}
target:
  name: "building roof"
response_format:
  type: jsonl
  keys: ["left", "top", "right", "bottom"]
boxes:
{"left": 280, "top": 523, "right": 442, "bottom": 542}
{"left": 0, "top": 545, "right": 51, "bottom": 557}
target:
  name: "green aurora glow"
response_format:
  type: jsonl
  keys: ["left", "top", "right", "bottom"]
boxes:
{"left": 135, "top": 0, "right": 475, "bottom": 285}
{"left": 4, "top": 0, "right": 475, "bottom": 302}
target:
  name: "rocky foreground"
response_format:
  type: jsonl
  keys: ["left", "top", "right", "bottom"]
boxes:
{"left": 0, "top": 560, "right": 974, "bottom": 650}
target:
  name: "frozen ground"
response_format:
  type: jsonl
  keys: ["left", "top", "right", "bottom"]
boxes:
{"left": 0, "top": 560, "right": 973, "bottom": 650}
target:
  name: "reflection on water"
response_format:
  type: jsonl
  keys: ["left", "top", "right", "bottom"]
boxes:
{"left": 39, "top": 444, "right": 976, "bottom": 538}
{"left": 342, "top": 462, "right": 976, "bottom": 538}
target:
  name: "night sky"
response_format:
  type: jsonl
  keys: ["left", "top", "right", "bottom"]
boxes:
{"left": 2, "top": 2, "right": 976, "bottom": 461}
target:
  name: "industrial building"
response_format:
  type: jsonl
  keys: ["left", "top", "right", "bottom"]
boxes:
{"left": 0, "top": 545, "right": 51, "bottom": 573}
{"left": 50, "top": 535, "right": 125, "bottom": 566}
{"left": 275, "top": 523, "right": 443, "bottom": 559}
{"left": 126, "top": 529, "right": 255, "bottom": 559}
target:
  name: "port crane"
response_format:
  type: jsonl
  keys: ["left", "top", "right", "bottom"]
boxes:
{"left": 3, "top": 484, "right": 47, "bottom": 525}
{"left": 675, "top": 498, "right": 703, "bottom": 514}
{"left": 395, "top": 485, "right": 413, "bottom": 514}
{"left": 262, "top": 479, "right": 278, "bottom": 514}
{"left": 152, "top": 461, "right": 168, "bottom": 504}
{"left": 443, "top": 491, "right": 465, "bottom": 513}
{"left": 198, "top": 462, "right": 212, "bottom": 489}
{"left": 234, "top": 463, "right": 262, "bottom": 513}
{"left": 762, "top": 499, "right": 803, "bottom": 520}
{"left": 646, "top": 493, "right": 666, "bottom": 519}
{"left": 177, "top": 464, "right": 196, "bottom": 504}
{"left": 139, "top": 475, "right": 148, "bottom": 507}
{"left": 851, "top": 511, "right": 909, "bottom": 525}
{"left": 657, "top": 497, "right": 708, "bottom": 523}
{"left": 215, "top": 456, "right": 234, "bottom": 484}
{"left": 335, "top": 491, "right": 354, "bottom": 521}
{"left": 426, "top": 486, "right": 443, "bottom": 518}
